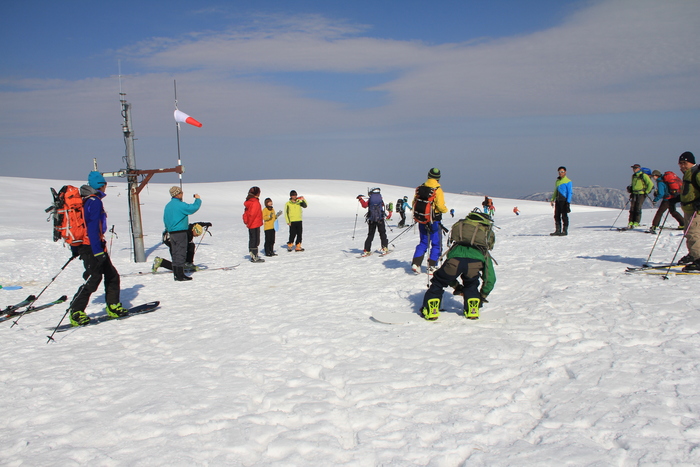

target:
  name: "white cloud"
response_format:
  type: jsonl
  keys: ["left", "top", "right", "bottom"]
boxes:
{"left": 2, "top": 0, "right": 699, "bottom": 141}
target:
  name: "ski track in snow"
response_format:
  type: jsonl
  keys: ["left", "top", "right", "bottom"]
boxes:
{"left": 1, "top": 176, "right": 700, "bottom": 465}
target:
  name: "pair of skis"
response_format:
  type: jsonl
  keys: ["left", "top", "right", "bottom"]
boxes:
{"left": 625, "top": 263, "right": 697, "bottom": 276}
{"left": 1, "top": 295, "right": 68, "bottom": 324}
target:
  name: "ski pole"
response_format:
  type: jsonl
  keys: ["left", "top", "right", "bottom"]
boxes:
{"left": 610, "top": 198, "right": 631, "bottom": 230}
{"left": 644, "top": 209, "right": 670, "bottom": 266}
{"left": 108, "top": 225, "right": 117, "bottom": 257}
{"left": 661, "top": 211, "right": 696, "bottom": 280}
{"left": 194, "top": 225, "right": 210, "bottom": 253}
{"left": 352, "top": 198, "right": 362, "bottom": 240}
{"left": 388, "top": 223, "right": 415, "bottom": 248}
{"left": 46, "top": 270, "right": 94, "bottom": 343}
{"left": 384, "top": 217, "right": 394, "bottom": 233}
{"left": 11, "top": 255, "right": 76, "bottom": 328}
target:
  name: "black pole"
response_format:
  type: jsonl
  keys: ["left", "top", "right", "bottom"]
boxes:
{"left": 662, "top": 211, "right": 696, "bottom": 280}
{"left": 12, "top": 255, "right": 75, "bottom": 328}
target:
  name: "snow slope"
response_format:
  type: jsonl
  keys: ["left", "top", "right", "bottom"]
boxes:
{"left": 1, "top": 176, "right": 699, "bottom": 466}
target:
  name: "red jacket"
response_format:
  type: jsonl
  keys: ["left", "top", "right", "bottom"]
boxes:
{"left": 242, "top": 196, "right": 263, "bottom": 229}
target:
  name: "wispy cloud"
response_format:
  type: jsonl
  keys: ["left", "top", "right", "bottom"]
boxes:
{"left": 2, "top": 0, "right": 699, "bottom": 141}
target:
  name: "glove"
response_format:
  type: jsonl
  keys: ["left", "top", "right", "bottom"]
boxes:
{"left": 357, "top": 195, "right": 364, "bottom": 200}
{"left": 479, "top": 294, "right": 489, "bottom": 304}
{"left": 70, "top": 246, "right": 80, "bottom": 259}
{"left": 652, "top": 202, "right": 656, "bottom": 208}
{"left": 694, "top": 200, "right": 700, "bottom": 212}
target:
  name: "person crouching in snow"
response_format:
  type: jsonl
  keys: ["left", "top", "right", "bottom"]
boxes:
{"left": 243, "top": 186, "right": 264, "bottom": 263}
{"left": 421, "top": 211, "right": 496, "bottom": 321}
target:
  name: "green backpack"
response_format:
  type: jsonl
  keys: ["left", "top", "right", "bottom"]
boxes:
{"left": 449, "top": 210, "right": 496, "bottom": 251}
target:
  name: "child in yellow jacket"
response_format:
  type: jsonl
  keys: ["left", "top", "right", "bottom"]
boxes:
{"left": 263, "top": 198, "right": 281, "bottom": 256}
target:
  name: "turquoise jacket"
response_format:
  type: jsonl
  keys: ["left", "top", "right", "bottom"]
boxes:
{"left": 164, "top": 197, "right": 202, "bottom": 232}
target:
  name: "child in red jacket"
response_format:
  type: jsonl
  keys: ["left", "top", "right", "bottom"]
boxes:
{"left": 243, "top": 186, "right": 264, "bottom": 263}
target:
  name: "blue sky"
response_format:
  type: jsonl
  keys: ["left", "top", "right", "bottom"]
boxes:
{"left": 1, "top": 0, "right": 699, "bottom": 198}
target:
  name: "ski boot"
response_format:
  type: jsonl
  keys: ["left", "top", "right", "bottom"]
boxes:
{"left": 69, "top": 310, "right": 90, "bottom": 327}
{"left": 106, "top": 303, "right": 129, "bottom": 319}
{"left": 151, "top": 256, "right": 163, "bottom": 273}
{"left": 250, "top": 251, "right": 265, "bottom": 263}
{"left": 465, "top": 298, "right": 480, "bottom": 320}
{"left": 679, "top": 254, "right": 694, "bottom": 265}
{"left": 421, "top": 298, "right": 440, "bottom": 321}
{"left": 360, "top": 250, "right": 372, "bottom": 257}
{"left": 184, "top": 262, "right": 200, "bottom": 271}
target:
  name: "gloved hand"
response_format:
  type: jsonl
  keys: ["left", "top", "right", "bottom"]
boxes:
{"left": 652, "top": 202, "right": 656, "bottom": 208}
{"left": 70, "top": 246, "right": 80, "bottom": 259}
{"left": 357, "top": 195, "right": 364, "bottom": 200}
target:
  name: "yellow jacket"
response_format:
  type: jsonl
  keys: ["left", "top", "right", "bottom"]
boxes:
{"left": 285, "top": 198, "right": 308, "bottom": 223}
{"left": 263, "top": 207, "right": 277, "bottom": 230}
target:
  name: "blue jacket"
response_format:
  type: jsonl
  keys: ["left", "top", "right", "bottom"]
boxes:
{"left": 164, "top": 197, "right": 202, "bottom": 232}
{"left": 653, "top": 180, "right": 668, "bottom": 203}
{"left": 80, "top": 185, "right": 108, "bottom": 256}
{"left": 551, "top": 176, "right": 573, "bottom": 203}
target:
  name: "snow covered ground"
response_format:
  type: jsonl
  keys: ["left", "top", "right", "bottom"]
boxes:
{"left": 1, "top": 175, "right": 699, "bottom": 466}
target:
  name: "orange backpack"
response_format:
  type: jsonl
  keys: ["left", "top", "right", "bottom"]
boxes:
{"left": 46, "top": 185, "right": 89, "bottom": 246}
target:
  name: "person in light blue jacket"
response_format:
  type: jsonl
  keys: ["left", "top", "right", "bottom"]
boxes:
{"left": 164, "top": 186, "right": 202, "bottom": 281}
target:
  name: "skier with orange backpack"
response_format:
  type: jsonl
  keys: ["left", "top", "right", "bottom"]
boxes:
{"left": 66, "top": 172, "right": 128, "bottom": 326}
{"left": 410, "top": 168, "right": 449, "bottom": 274}
{"left": 649, "top": 169, "right": 685, "bottom": 234}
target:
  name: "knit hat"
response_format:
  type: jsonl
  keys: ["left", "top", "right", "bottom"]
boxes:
{"left": 248, "top": 186, "right": 261, "bottom": 197}
{"left": 651, "top": 170, "right": 662, "bottom": 177}
{"left": 428, "top": 168, "right": 441, "bottom": 180}
{"left": 169, "top": 186, "right": 182, "bottom": 197}
{"left": 88, "top": 171, "right": 106, "bottom": 189}
{"left": 290, "top": 190, "right": 298, "bottom": 197}
{"left": 679, "top": 151, "right": 696, "bottom": 164}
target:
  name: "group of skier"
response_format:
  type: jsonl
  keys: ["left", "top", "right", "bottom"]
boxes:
{"left": 50, "top": 148, "right": 700, "bottom": 326}
{"left": 548, "top": 152, "right": 700, "bottom": 273}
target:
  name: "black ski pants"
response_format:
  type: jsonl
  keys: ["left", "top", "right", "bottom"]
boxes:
{"left": 554, "top": 200, "right": 570, "bottom": 231}
{"left": 288, "top": 221, "right": 303, "bottom": 245}
{"left": 629, "top": 194, "right": 647, "bottom": 224}
{"left": 248, "top": 227, "right": 261, "bottom": 252}
{"left": 264, "top": 228, "right": 276, "bottom": 255}
{"left": 70, "top": 245, "right": 120, "bottom": 312}
{"left": 364, "top": 220, "right": 388, "bottom": 252}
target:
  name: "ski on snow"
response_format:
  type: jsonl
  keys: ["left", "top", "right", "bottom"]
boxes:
{"left": 2, "top": 295, "right": 36, "bottom": 315}
{"left": 121, "top": 265, "right": 239, "bottom": 277}
{"left": 372, "top": 308, "right": 506, "bottom": 324}
{"left": 357, "top": 250, "right": 392, "bottom": 259}
{"left": 1, "top": 295, "right": 68, "bottom": 323}
{"left": 51, "top": 301, "right": 161, "bottom": 334}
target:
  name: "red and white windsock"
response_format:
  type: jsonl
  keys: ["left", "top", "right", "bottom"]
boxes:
{"left": 174, "top": 109, "right": 202, "bottom": 128}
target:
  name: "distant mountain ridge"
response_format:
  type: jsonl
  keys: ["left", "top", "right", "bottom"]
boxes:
{"left": 520, "top": 186, "right": 652, "bottom": 209}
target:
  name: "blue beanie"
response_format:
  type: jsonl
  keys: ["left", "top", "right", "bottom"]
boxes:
{"left": 88, "top": 171, "right": 106, "bottom": 189}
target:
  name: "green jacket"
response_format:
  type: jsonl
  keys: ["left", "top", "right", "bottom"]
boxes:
{"left": 284, "top": 198, "right": 307, "bottom": 223}
{"left": 446, "top": 244, "right": 496, "bottom": 298}
{"left": 680, "top": 165, "right": 700, "bottom": 213}
{"left": 630, "top": 171, "right": 653, "bottom": 195}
